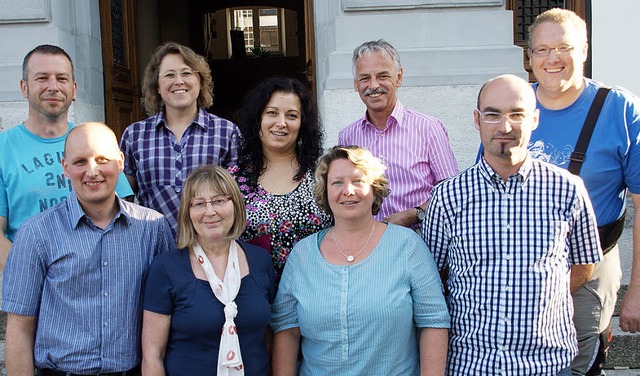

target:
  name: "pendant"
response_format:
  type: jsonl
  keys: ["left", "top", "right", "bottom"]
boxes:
{"left": 347, "top": 255, "right": 355, "bottom": 262}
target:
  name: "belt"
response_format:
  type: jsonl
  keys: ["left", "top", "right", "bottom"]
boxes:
{"left": 38, "top": 366, "right": 140, "bottom": 376}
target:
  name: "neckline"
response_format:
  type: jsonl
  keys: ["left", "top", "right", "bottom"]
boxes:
{"left": 316, "top": 223, "right": 388, "bottom": 267}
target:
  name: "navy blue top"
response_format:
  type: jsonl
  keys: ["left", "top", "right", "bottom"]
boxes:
{"left": 143, "top": 242, "right": 276, "bottom": 376}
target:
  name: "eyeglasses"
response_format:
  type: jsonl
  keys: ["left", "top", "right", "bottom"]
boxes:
{"left": 529, "top": 45, "right": 575, "bottom": 57}
{"left": 476, "top": 110, "right": 529, "bottom": 124}
{"left": 190, "top": 196, "right": 230, "bottom": 211}
{"left": 159, "top": 69, "right": 198, "bottom": 80}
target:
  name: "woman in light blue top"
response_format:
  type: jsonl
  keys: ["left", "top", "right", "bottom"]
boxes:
{"left": 271, "top": 146, "right": 450, "bottom": 375}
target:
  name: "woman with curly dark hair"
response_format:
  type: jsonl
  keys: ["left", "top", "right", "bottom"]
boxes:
{"left": 229, "top": 77, "right": 331, "bottom": 281}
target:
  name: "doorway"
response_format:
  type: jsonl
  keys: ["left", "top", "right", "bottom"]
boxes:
{"left": 101, "top": 0, "right": 314, "bottom": 129}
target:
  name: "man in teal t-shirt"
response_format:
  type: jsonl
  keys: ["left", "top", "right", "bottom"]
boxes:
{"left": 0, "top": 45, "right": 132, "bottom": 270}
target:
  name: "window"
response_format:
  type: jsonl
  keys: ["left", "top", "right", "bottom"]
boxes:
{"left": 231, "top": 7, "right": 283, "bottom": 55}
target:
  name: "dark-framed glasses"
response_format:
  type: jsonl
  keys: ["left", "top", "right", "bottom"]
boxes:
{"left": 476, "top": 110, "right": 529, "bottom": 124}
{"left": 159, "top": 69, "right": 198, "bottom": 80}
{"left": 529, "top": 45, "right": 575, "bottom": 57}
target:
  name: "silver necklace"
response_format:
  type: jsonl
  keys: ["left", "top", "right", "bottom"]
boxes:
{"left": 331, "top": 222, "right": 375, "bottom": 262}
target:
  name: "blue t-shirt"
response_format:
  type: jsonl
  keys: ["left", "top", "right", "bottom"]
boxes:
{"left": 529, "top": 79, "right": 640, "bottom": 225}
{"left": 0, "top": 123, "right": 133, "bottom": 240}
{"left": 143, "top": 242, "right": 276, "bottom": 376}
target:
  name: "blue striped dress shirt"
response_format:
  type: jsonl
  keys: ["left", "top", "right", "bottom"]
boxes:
{"left": 422, "top": 156, "right": 602, "bottom": 375}
{"left": 2, "top": 191, "right": 174, "bottom": 374}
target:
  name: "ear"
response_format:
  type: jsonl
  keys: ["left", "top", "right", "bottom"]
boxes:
{"left": 117, "top": 152, "right": 125, "bottom": 173}
{"left": 62, "top": 158, "right": 70, "bottom": 178}
{"left": 473, "top": 109, "right": 481, "bottom": 131}
{"left": 579, "top": 41, "right": 589, "bottom": 63}
{"left": 531, "top": 108, "right": 540, "bottom": 131}
{"left": 396, "top": 68, "right": 403, "bottom": 87}
{"left": 353, "top": 79, "right": 358, "bottom": 92}
{"left": 72, "top": 81, "right": 78, "bottom": 101}
{"left": 20, "top": 80, "right": 28, "bottom": 98}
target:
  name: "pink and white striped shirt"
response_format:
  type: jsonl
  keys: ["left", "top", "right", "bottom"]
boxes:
{"left": 338, "top": 101, "right": 458, "bottom": 222}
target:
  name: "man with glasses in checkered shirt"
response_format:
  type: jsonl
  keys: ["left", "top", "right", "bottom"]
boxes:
{"left": 423, "top": 74, "right": 602, "bottom": 375}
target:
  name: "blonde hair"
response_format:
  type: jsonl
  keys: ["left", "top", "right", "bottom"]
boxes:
{"left": 528, "top": 8, "right": 588, "bottom": 47}
{"left": 313, "top": 146, "right": 390, "bottom": 216}
{"left": 177, "top": 166, "right": 246, "bottom": 249}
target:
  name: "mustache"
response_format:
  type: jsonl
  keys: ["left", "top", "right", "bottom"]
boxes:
{"left": 363, "top": 87, "right": 388, "bottom": 96}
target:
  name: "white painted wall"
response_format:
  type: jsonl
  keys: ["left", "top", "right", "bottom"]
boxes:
{"left": 591, "top": 0, "right": 640, "bottom": 96}
{"left": 0, "top": 0, "right": 105, "bottom": 132}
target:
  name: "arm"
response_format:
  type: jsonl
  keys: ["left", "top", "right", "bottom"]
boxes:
{"left": 272, "top": 328, "right": 300, "bottom": 376}
{"left": 0, "top": 216, "right": 12, "bottom": 271}
{"left": 5, "top": 313, "right": 37, "bottom": 376}
{"left": 384, "top": 201, "right": 428, "bottom": 228}
{"left": 141, "top": 310, "right": 171, "bottom": 376}
{"left": 419, "top": 328, "right": 448, "bottom": 376}
{"left": 570, "top": 264, "right": 594, "bottom": 293}
{"left": 620, "top": 192, "right": 640, "bottom": 332}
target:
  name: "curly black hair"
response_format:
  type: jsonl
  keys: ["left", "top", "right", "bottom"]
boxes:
{"left": 235, "top": 77, "right": 324, "bottom": 182}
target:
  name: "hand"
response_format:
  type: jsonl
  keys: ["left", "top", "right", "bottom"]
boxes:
{"left": 619, "top": 284, "right": 640, "bottom": 333}
{"left": 384, "top": 209, "right": 418, "bottom": 228}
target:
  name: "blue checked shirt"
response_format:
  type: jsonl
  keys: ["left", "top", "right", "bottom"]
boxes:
{"left": 120, "top": 108, "right": 240, "bottom": 235}
{"left": 2, "top": 191, "right": 174, "bottom": 374}
{"left": 422, "top": 156, "right": 602, "bottom": 376}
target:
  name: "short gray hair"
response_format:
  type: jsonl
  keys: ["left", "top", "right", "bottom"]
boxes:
{"left": 352, "top": 39, "right": 402, "bottom": 77}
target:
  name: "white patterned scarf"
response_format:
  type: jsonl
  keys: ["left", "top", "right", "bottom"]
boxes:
{"left": 193, "top": 241, "right": 244, "bottom": 375}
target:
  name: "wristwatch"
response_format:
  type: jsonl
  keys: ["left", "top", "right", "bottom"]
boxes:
{"left": 415, "top": 206, "right": 425, "bottom": 222}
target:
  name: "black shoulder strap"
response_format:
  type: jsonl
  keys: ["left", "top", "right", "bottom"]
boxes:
{"left": 567, "top": 87, "right": 611, "bottom": 175}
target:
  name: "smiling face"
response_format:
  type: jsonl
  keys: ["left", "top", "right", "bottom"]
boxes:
{"left": 353, "top": 51, "right": 403, "bottom": 119}
{"left": 21, "top": 52, "right": 77, "bottom": 122}
{"left": 189, "top": 185, "right": 235, "bottom": 243}
{"left": 62, "top": 123, "right": 124, "bottom": 211}
{"left": 529, "top": 21, "right": 587, "bottom": 97}
{"left": 326, "top": 158, "right": 374, "bottom": 222}
{"left": 475, "top": 75, "right": 539, "bottom": 167}
{"left": 157, "top": 53, "right": 200, "bottom": 114}
{"left": 259, "top": 91, "right": 302, "bottom": 156}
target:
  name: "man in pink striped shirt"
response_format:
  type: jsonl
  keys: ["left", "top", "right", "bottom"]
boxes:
{"left": 339, "top": 39, "right": 458, "bottom": 228}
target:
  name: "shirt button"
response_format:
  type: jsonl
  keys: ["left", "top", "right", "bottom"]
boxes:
{"left": 505, "top": 254, "right": 511, "bottom": 260}
{"left": 104, "top": 322, "right": 108, "bottom": 327}
{"left": 505, "top": 286, "right": 511, "bottom": 292}
{"left": 103, "top": 261, "right": 108, "bottom": 266}
{"left": 506, "top": 223, "right": 511, "bottom": 230}
{"left": 103, "top": 291, "right": 109, "bottom": 297}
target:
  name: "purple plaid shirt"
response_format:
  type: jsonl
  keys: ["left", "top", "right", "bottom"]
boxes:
{"left": 120, "top": 108, "right": 240, "bottom": 234}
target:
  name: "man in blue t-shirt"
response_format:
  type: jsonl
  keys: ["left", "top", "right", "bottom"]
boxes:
{"left": 527, "top": 9, "right": 640, "bottom": 375}
{"left": 0, "top": 45, "right": 132, "bottom": 270}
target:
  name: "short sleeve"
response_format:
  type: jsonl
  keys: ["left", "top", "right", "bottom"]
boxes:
{"left": 270, "top": 251, "right": 300, "bottom": 333}
{"left": 2, "top": 224, "right": 47, "bottom": 316}
{"left": 119, "top": 126, "right": 137, "bottom": 177}
{"left": 422, "top": 186, "right": 449, "bottom": 270}
{"left": 407, "top": 234, "right": 450, "bottom": 329}
{"left": 567, "top": 179, "right": 602, "bottom": 265}
{"left": 115, "top": 172, "right": 134, "bottom": 198}
{"left": 143, "top": 254, "right": 175, "bottom": 315}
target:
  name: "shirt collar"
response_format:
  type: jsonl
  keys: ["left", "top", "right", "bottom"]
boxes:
{"left": 153, "top": 108, "right": 208, "bottom": 131}
{"left": 360, "top": 100, "right": 404, "bottom": 131}
{"left": 68, "top": 191, "right": 131, "bottom": 229}
{"left": 478, "top": 154, "right": 533, "bottom": 187}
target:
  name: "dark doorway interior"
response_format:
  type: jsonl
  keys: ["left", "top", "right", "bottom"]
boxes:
{"left": 184, "top": 0, "right": 310, "bottom": 121}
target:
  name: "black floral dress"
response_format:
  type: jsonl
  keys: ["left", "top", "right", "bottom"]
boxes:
{"left": 229, "top": 166, "right": 332, "bottom": 281}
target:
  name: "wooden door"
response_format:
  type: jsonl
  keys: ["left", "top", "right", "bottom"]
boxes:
{"left": 303, "top": 0, "right": 317, "bottom": 98}
{"left": 507, "top": 0, "right": 588, "bottom": 82}
{"left": 99, "top": 0, "right": 141, "bottom": 140}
